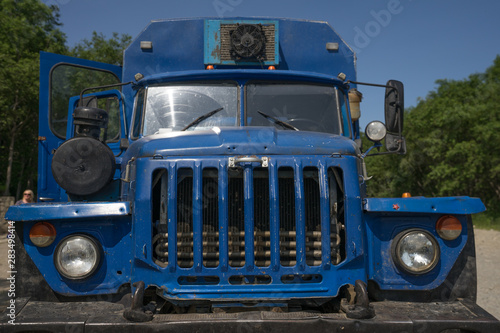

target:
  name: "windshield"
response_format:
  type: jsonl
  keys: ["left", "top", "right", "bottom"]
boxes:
{"left": 142, "top": 83, "right": 238, "bottom": 135}
{"left": 246, "top": 83, "right": 343, "bottom": 134}
{"left": 139, "top": 81, "right": 345, "bottom": 136}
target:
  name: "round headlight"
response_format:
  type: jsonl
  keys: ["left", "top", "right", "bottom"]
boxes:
{"left": 54, "top": 235, "right": 101, "bottom": 279}
{"left": 393, "top": 230, "right": 439, "bottom": 274}
{"left": 365, "top": 121, "right": 387, "bottom": 142}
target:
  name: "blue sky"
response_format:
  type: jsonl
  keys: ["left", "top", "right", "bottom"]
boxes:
{"left": 47, "top": 0, "right": 500, "bottom": 128}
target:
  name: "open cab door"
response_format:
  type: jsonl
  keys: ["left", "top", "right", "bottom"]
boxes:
{"left": 38, "top": 52, "right": 123, "bottom": 202}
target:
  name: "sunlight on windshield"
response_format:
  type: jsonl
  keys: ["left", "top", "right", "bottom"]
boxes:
{"left": 143, "top": 83, "right": 238, "bottom": 135}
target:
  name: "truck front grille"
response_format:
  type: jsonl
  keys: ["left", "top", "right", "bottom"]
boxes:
{"left": 151, "top": 158, "right": 345, "bottom": 272}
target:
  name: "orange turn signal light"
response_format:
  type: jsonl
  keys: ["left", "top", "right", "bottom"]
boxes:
{"left": 206, "top": 65, "right": 214, "bottom": 70}
{"left": 402, "top": 192, "right": 412, "bottom": 198}
{"left": 29, "top": 222, "right": 57, "bottom": 247}
{"left": 436, "top": 215, "right": 462, "bottom": 241}
{"left": 268, "top": 66, "right": 276, "bottom": 70}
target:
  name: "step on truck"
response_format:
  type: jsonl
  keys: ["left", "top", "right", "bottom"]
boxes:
{"left": 4, "top": 17, "right": 499, "bottom": 332}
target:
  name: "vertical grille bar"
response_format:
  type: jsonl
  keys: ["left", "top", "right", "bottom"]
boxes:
{"left": 228, "top": 169, "right": 244, "bottom": 267}
{"left": 244, "top": 167, "right": 255, "bottom": 269}
{"left": 294, "top": 162, "right": 306, "bottom": 270}
{"left": 202, "top": 168, "right": 219, "bottom": 267}
{"left": 328, "top": 167, "right": 344, "bottom": 265}
{"left": 167, "top": 164, "right": 178, "bottom": 272}
{"left": 319, "top": 164, "right": 332, "bottom": 267}
{"left": 152, "top": 169, "right": 168, "bottom": 267}
{"left": 192, "top": 164, "right": 203, "bottom": 271}
{"left": 202, "top": 168, "right": 219, "bottom": 268}
{"left": 278, "top": 167, "right": 296, "bottom": 267}
{"left": 304, "top": 167, "right": 321, "bottom": 266}
{"left": 268, "top": 162, "right": 280, "bottom": 270}
{"left": 159, "top": 171, "right": 169, "bottom": 265}
{"left": 254, "top": 168, "right": 270, "bottom": 267}
{"left": 218, "top": 163, "right": 229, "bottom": 270}
{"left": 177, "top": 168, "right": 193, "bottom": 268}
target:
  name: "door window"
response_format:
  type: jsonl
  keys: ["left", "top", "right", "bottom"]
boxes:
{"left": 50, "top": 64, "right": 120, "bottom": 139}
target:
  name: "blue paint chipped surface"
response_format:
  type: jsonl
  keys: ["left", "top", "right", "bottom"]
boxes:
{"left": 364, "top": 197, "right": 485, "bottom": 215}
{"left": 6, "top": 202, "right": 130, "bottom": 221}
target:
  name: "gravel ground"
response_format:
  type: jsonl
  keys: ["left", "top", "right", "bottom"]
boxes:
{"left": 0, "top": 228, "right": 498, "bottom": 320}
{"left": 475, "top": 228, "right": 500, "bottom": 319}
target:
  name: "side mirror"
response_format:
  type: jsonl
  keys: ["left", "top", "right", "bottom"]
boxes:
{"left": 347, "top": 78, "right": 407, "bottom": 155}
{"left": 384, "top": 80, "right": 405, "bottom": 153}
{"left": 384, "top": 80, "right": 404, "bottom": 133}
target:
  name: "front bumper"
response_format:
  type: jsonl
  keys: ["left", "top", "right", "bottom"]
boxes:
{"left": 2, "top": 298, "right": 499, "bottom": 332}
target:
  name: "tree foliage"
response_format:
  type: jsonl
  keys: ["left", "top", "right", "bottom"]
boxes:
{"left": 0, "top": 0, "right": 130, "bottom": 199}
{"left": 71, "top": 31, "right": 131, "bottom": 66}
{"left": 0, "top": 0, "right": 66, "bottom": 196}
{"left": 365, "top": 56, "right": 500, "bottom": 215}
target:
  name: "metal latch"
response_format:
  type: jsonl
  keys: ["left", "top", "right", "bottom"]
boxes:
{"left": 122, "top": 157, "right": 135, "bottom": 183}
{"left": 228, "top": 156, "right": 269, "bottom": 168}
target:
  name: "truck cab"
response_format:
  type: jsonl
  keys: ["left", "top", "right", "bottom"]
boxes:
{"left": 4, "top": 18, "right": 498, "bottom": 332}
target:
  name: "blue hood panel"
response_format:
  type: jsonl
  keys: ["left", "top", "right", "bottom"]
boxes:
{"left": 125, "top": 127, "right": 358, "bottom": 159}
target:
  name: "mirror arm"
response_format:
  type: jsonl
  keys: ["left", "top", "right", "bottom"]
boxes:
{"left": 347, "top": 80, "right": 403, "bottom": 109}
{"left": 347, "top": 80, "right": 393, "bottom": 90}
{"left": 362, "top": 141, "right": 383, "bottom": 158}
{"left": 365, "top": 138, "right": 406, "bottom": 156}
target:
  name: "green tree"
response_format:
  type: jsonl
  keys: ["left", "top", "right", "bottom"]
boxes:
{"left": 0, "top": 2, "right": 131, "bottom": 199}
{"left": 0, "top": 0, "right": 66, "bottom": 196}
{"left": 365, "top": 56, "right": 500, "bottom": 216}
{"left": 71, "top": 31, "right": 132, "bottom": 66}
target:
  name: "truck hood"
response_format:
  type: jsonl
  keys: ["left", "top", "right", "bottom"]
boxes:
{"left": 124, "top": 127, "right": 359, "bottom": 159}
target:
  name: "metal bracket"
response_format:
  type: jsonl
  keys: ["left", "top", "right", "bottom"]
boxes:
{"left": 228, "top": 156, "right": 269, "bottom": 168}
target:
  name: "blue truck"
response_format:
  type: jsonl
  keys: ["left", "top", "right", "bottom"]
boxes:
{"left": 4, "top": 18, "right": 499, "bottom": 332}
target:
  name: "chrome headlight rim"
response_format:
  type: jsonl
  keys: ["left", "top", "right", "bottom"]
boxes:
{"left": 391, "top": 229, "right": 440, "bottom": 275}
{"left": 365, "top": 121, "right": 387, "bottom": 142}
{"left": 54, "top": 234, "right": 101, "bottom": 280}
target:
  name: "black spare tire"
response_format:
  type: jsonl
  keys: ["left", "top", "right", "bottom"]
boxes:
{"left": 51, "top": 137, "right": 116, "bottom": 196}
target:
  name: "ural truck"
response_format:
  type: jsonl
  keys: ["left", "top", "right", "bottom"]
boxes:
{"left": 4, "top": 18, "right": 499, "bottom": 332}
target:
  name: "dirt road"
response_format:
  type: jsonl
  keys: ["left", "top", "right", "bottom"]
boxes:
{"left": 0, "top": 228, "right": 499, "bottom": 319}
{"left": 475, "top": 228, "right": 500, "bottom": 319}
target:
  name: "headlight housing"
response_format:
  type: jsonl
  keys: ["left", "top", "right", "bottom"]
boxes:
{"left": 54, "top": 235, "right": 101, "bottom": 279}
{"left": 392, "top": 230, "right": 440, "bottom": 274}
{"left": 365, "top": 121, "right": 387, "bottom": 142}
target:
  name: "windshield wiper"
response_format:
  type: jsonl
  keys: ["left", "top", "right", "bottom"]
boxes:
{"left": 257, "top": 111, "right": 299, "bottom": 131}
{"left": 182, "top": 107, "right": 224, "bottom": 131}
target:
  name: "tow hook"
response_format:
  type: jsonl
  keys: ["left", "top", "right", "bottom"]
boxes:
{"left": 123, "top": 281, "right": 156, "bottom": 322}
{"left": 345, "top": 280, "right": 375, "bottom": 319}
